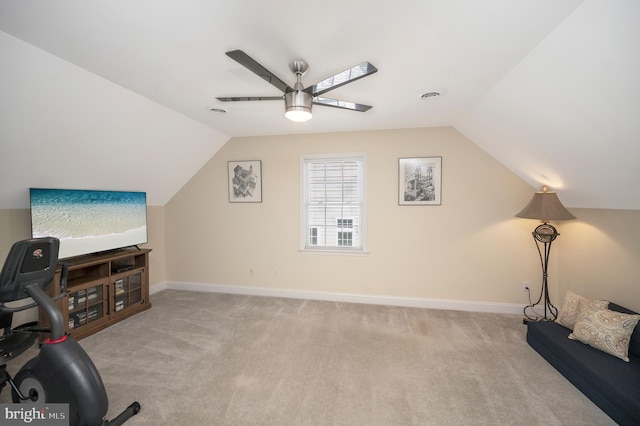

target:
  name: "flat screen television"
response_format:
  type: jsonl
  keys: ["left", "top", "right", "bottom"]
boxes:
{"left": 30, "top": 188, "right": 148, "bottom": 259}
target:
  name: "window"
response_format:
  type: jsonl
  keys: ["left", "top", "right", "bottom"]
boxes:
{"left": 301, "top": 154, "right": 366, "bottom": 252}
{"left": 338, "top": 231, "right": 353, "bottom": 246}
{"left": 337, "top": 218, "right": 353, "bottom": 247}
{"left": 337, "top": 219, "right": 353, "bottom": 228}
{"left": 309, "top": 227, "right": 318, "bottom": 245}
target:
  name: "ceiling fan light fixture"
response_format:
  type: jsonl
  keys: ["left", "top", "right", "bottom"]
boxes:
{"left": 284, "top": 91, "right": 313, "bottom": 122}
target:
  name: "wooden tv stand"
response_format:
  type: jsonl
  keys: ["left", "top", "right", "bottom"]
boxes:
{"left": 41, "top": 248, "right": 152, "bottom": 341}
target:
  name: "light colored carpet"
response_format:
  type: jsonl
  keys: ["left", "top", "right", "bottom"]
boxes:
{"left": 2, "top": 290, "right": 614, "bottom": 425}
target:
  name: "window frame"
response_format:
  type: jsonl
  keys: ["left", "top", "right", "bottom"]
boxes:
{"left": 300, "top": 153, "right": 367, "bottom": 254}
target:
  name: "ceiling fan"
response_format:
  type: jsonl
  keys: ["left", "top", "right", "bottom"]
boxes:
{"left": 216, "top": 50, "right": 378, "bottom": 122}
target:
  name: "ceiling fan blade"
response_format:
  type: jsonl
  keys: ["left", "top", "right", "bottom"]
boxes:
{"left": 305, "top": 62, "right": 378, "bottom": 97}
{"left": 216, "top": 96, "right": 283, "bottom": 102}
{"left": 313, "top": 97, "right": 372, "bottom": 112}
{"left": 226, "top": 50, "right": 293, "bottom": 93}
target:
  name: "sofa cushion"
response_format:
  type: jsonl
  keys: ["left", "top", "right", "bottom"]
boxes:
{"left": 609, "top": 302, "right": 640, "bottom": 358}
{"left": 556, "top": 289, "right": 609, "bottom": 330}
{"left": 569, "top": 301, "right": 640, "bottom": 362}
{"left": 527, "top": 320, "right": 640, "bottom": 425}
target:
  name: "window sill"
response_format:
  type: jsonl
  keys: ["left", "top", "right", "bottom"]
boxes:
{"left": 299, "top": 248, "right": 370, "bottom": 256}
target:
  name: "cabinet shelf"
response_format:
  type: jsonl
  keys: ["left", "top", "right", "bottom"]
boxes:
{"left": 40, "top": 248, "right": 151, "bottom": 341}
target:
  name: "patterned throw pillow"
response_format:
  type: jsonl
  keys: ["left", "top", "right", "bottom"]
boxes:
{"left": 556, "top": 289, "right": 609, "bottom": 330}
{"left": 569, "top": 301, "right": 640, "bottom": 362}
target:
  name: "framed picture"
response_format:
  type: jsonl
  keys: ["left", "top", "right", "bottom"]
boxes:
{"left": 398, "top": 157, "right": 442, "bottom": 205}
{"left": 228, "top": 160, "right": 262, "bottom": 203}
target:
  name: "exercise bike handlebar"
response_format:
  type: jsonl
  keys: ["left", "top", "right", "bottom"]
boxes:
{"left": 29, "top": 262, "right": 68, "bottom": 341}
{"left": 24, "top": 283, "right": 65, "bottom": 341}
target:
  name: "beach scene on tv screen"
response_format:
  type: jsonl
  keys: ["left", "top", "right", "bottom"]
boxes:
{"left": 30, "top": 189, "right": 147, "bottom": 259}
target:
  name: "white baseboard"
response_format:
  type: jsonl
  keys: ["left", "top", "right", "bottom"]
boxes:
{"left": 151, "top": 281, "right": 525, "bottom": 315}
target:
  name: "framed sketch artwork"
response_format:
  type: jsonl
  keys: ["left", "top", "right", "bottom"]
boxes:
{"left": 398, "top": 157, "right": 442, "bottom": 205}
{"left": 228, "top": 160, "right": 262, "bottom": 203}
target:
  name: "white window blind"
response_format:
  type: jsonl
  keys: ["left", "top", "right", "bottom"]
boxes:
{"left": 302, "top": 154, "right": 365, "bottom": 251}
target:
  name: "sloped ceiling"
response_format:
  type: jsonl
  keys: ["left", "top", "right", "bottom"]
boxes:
{"left": 0, "top": 0, "right": 638, "bottom": 209}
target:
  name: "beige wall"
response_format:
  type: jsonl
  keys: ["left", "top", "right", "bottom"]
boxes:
{"left": 0, "top": 209, "right": 31, "bottom": 262}
{"left": 165, "top": 127, "right": 544, "bottom": 305}
{"left": 142, "top": 206, "right": 166, "bottom": 286}
{"left": 557, "top": 208, "right": 640, "bottom": 312}
{"left": 0, "top": 207, "right": 166, "bottom": 287}
{"left": 1, "top": 127, "right": 638, "bottom": 312}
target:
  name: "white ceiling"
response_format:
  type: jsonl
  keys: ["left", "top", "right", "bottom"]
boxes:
{"left": 0, "top": 0, "right": 638, "bottom": 209}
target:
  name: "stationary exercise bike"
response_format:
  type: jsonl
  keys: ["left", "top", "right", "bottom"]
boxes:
{"left": 0, "top": 237, "right": 140, "bottom": 426}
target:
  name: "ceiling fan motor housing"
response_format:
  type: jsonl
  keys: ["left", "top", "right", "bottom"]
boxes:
{"left": 284, "top": 90, "right": 313, "bottom": 121}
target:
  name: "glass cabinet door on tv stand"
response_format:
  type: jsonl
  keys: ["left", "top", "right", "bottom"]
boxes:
{"left": 111, "top": 268, "right": 145, "bottom": 316}
{"left": 67, "top": 279, "right": 108, "bottom": 333}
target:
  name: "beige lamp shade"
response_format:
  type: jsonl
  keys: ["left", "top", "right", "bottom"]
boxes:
{"left": 516, "top": 186, "right": 576, "bottom": 222}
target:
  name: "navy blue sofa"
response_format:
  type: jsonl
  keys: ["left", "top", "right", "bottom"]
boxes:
{"left": 526, "top": 303, "right": 640, "bottom": 426}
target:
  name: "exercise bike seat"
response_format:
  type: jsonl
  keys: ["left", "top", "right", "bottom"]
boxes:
{"left": 0, "top": 238, "right": 56, "bottom": 366}
{"left": 0, "top": 239, "right": 50, "bottom": 395}
{"left": 0, "top": 238, "right": 57, "bottom": 391}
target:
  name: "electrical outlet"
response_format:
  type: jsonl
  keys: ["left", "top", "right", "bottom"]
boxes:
{"left": 249, "top": 267, "right": 255, "bottom": 276}
{"left": 522, "top": 281, "right": 530, "bottom": 292}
